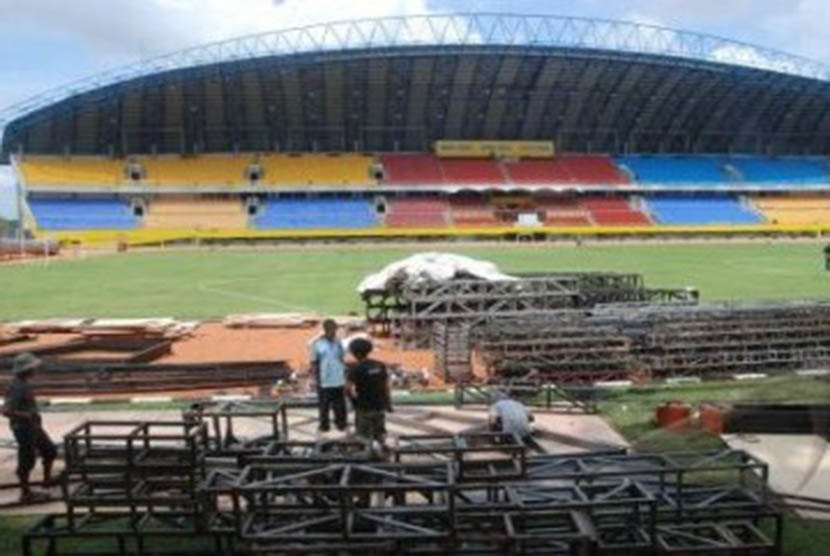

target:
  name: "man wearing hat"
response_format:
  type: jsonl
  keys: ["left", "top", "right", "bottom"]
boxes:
{"left": 3, "top": 353, "right": 57, "bottom": 502}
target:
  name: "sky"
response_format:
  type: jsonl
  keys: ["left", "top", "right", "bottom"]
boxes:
{"left": 1, "top": 0, "right": 829, "bottom": 112}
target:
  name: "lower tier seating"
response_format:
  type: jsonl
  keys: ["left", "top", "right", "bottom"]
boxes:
{"left": 254, "top": 197, "right": 378, "bottom": 228}
{"left": 449, "top": 196, "right": 500, "bottom": 226}
{"left": 144, "top": 197, "right": 248, "bottom": 229}
{"left": 581, "top": 197, "right": 652, "bottom": 226}
{"left": 385, "top": 197, "right": 450, "bottom": 227}
{"left": 535, "top": 196, "right": 593, "bottom": 226}
{"left": 29, "top": 197, "right": 137, "bottom": 230}
{"left": 751, "top": 196, "right": 830, "bottom": 224}
{"left": 647, "top": 196, "right": 762, "bottom": 225}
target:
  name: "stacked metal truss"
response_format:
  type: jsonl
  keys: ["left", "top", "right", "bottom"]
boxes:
{"left": 362, "top": 272, "right": 697, "bottom": 348}
{"left": 477, "top": 302, "right": 830, "bottom": 383}
{"left": 23, "top": 407, "right": 783, "bottom": 555}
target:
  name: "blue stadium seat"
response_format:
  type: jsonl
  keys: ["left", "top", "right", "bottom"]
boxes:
{"left": 616, "top": 156, "right": 728, "bottom": 185}
{"left": 253, "top": 197, "right": 378, "bottom": 229}
{"left": 727, "top": 157, "right": 829, "bottom": 185}
{"left": 645, "top": 195, "right": 763, "bottom": 225}
{"left": 28, "top": 197, "right": 138, "bottom": 230}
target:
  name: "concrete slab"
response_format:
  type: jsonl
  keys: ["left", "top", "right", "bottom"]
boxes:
{"left": 723, "top": 433, "right": 830, "bottom": 520}
{"left": 0, "top": 404, "right": 629, "bottom": 513}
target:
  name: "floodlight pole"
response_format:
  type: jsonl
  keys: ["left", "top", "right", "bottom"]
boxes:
{"left": 15, "top": 165, "right": 23, "bottom": 255}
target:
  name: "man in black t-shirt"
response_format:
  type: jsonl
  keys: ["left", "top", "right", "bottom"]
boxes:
{"left": 3, "top": 353, "right": 57, "bottom": 502}
{"left": 346, "top": 338, "right": 392, "bottom": 444}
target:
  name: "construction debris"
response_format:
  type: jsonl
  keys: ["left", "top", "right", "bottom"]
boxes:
{"left": 224, "top": 313, "right": 365, "bottom": 329}
{"left": 8, "top": 318, "right": 198, "bottom": 337}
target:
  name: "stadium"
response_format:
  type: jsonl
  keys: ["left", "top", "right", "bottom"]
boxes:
{"left": 1, "top": 12, "right": 830, "bottom": 556}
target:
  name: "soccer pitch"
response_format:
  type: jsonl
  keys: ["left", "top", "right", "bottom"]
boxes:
{"left": 2, "top": 242, "right": 829, "bottom": 320}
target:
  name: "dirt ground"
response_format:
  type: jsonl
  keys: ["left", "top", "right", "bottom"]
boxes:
{"left": 166, "top": 322, "right": 438, "bottom": 378}
{"left": 0, "top": 322, "right": 442, "bottom": 390}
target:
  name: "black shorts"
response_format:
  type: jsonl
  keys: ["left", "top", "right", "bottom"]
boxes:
{"left": 12, "top": 424, "right": 57, "bottom": 475}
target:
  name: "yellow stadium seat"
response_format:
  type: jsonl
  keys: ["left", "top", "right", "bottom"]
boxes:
{"left": 261, "top": 154, "right": 375, "bottom": 186}
{"left": 140, "top": 155, "right": 252, "bottom": 187}
{"left": 751, "top": 195, "right": 830, "bottom": 225}
{"left": 21, "top": 156, "right": 126, "bottom": 187}
{"left": 143, "top": 197, "right": 248, "bottom": 229}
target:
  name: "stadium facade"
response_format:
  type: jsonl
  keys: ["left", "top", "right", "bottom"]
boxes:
{"left": 3, "top": 14, "right": 830, "bottom": 245}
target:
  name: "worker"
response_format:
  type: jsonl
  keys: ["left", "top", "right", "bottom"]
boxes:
{"left": 2, "top": 353, "right": 57, "bottom": 503}
{"left": 310, "top": 319, "right": 347, "bottom": 434}
{"left": 346, "top": 338, "right": 392, "bottom": 446}
{"left": 488, "top": 391, "right": 534, "bottom": 440}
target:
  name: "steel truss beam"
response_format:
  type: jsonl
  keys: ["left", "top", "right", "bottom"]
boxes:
{"left": 24, "top": 414, "right": 783, "bottom": 556}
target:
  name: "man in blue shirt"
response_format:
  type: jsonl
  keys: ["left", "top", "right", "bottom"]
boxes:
{"left": 310, "top": 319, "right": 347, "bottom": 433}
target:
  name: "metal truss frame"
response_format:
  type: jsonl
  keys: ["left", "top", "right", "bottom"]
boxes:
{"left": 476, "top": 301, "right": 830, "bottom": 383}
{"left": 23, "top": 415, "right": 783, "bottom": 555}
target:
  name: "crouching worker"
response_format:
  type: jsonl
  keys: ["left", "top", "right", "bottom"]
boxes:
{"left": 346, "top": 338, "right": 392, "bottom": 446}
{"left": 3, "top": 353, "right": 57, "bottom": 503}
{"left": 489, "top": 391, "right": 534, "bottom": 442}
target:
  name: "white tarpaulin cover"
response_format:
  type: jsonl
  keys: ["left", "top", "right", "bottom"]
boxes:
{"left": 357, "top": 252, "right": 516, "bottom": 293}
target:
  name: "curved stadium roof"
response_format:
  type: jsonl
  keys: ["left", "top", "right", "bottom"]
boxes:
{"left": 4, "top": 13, "right": 830, "bottom": 157}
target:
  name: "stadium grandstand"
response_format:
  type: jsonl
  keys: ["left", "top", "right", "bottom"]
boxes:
{"left": 3, "top": 13, "right": 830, "bottom": 245}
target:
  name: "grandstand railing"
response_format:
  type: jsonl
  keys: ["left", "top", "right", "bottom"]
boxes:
{"left": 18, "top": 182, "right": 830, "bottom": 195}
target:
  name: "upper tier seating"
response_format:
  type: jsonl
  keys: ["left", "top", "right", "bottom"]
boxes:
{"left": 581, "top": 197, "right": 651, "bottom": 226}
{"left": 504, "top": 160, "right": 567, "bottom": 184}
{"left": 254, "top": 197, "right": 378, "bottom": 229}
{"left": 559, "top": 155, "right": 629, "bottom": 184}
{"left": 385, "top": 197, "right": 450, "bottom": 227}
{"left": 729, "top": 157, "right": 829, "bottom": 185}
{"left": 21, "top": 157, "right": 126, "bottom": 187}
{"left": 261, "top": 155, "right": 375, "bottom": 187}
{"left": 380, "top": 154, "right": 445, "bottom": 185}
{"left": 504, "top": 156, "right": 628, "bottom": 185}
{"left": 439, "top": 159, "right": 505, "bottom": 185}
{"left": 751, "top": 196, "right": 830, "bottom": 224}
{"left": 143, "top": 197, "right": 248, "bottom": 229}
{"left": 646, "top": 196, "right": 762, "bottom": 225}
{"left": 617, "top": 156, "right": 729, "bottom": 184}
{"left": 29, "top": 197, "right": 137, "bottom": 230}
{"left": 141, "top": 156, "right": 250, "bottom": 187}
{"left": 449, "top": 196, "right": 500, "bottom": 226}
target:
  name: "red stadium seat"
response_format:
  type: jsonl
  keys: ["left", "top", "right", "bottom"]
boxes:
{"left": 449, "top": 196, "right": 501, "bottom": 226}
{"left": 439, "top": 159, "right": 505, "bottom": 185}
{"left": 581, "top": 196, "right": 651, "bottom": 225}
{"left": 385, "top": 197, "right": 450, "bottom": 227}
{"left": 380, "top": 154, "right": 444, "bottom": 185}
{"left": 504, "top": 155, "right": 628, "bottom": 185}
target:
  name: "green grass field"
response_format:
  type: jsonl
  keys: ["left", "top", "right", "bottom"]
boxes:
{"left": 1, "top": 242, "right": 829, "bottom": 319}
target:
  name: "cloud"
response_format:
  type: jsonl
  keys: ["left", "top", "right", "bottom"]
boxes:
{"left": 1, "top": 0, "right": 439, "bottom": 60}
{"left": 0, "top": 0, "right": 439, "bottom": 110}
